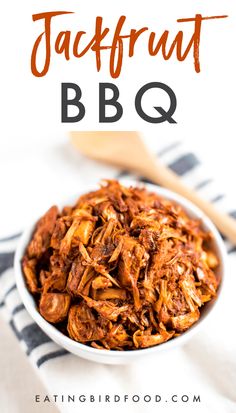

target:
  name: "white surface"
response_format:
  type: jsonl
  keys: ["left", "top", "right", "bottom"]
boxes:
{"left": 0, "top": 318, "right": 58, "bottom": 413}
{"left": 0, "top": 132, "right": 236, "bottom": 239}
{"left": 0, "top": 140, "right": 235, "bottom": 412}
{"left": 0, "top": 139, "right": 236, "bottom": 413}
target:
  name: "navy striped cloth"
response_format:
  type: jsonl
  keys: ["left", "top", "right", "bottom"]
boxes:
{"left": 0, "top": 139, "right": 235, "bottom": 413}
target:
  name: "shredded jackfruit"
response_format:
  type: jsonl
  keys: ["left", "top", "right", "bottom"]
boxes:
{"left": 22, "top": 180, "right": 220, "bottom": 350}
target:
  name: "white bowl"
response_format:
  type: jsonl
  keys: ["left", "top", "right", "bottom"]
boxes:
{"left": 14, "top": 181, "right": 227, "bottom": 364}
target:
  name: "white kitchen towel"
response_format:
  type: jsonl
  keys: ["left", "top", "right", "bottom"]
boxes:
{"left": 0, "top": 138, "right": 236, "bottom": 413}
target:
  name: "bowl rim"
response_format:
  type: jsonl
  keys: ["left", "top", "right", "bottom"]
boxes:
{"left": 14, "top": 180, "right": 227, "bottom": 359}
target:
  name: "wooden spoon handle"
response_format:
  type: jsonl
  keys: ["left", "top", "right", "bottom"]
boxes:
{"left": 70, "top": 131, "right": 236, "bottom": 244}
{"left": 142, "top": 155, "right": 236, "bottom": 244}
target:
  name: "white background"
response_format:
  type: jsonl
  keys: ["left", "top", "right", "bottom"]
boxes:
{"left": 0, "top": 2, "right": 236, "bottom": 412}
{"left": 1, "top": 0, "right": 236, "bottom": 237}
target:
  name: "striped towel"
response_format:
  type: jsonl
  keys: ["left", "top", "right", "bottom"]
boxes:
{"left": 0, "top": 139, "right": 236, "bottom": 413}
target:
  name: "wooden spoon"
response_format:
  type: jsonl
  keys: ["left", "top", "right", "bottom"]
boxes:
{"left": 70, "top": 131, "right": 236, "bottom": 244}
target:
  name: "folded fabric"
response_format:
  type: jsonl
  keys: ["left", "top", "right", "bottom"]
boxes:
{"left": 0, "top": 139, "right": 236, "bottom": 413}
